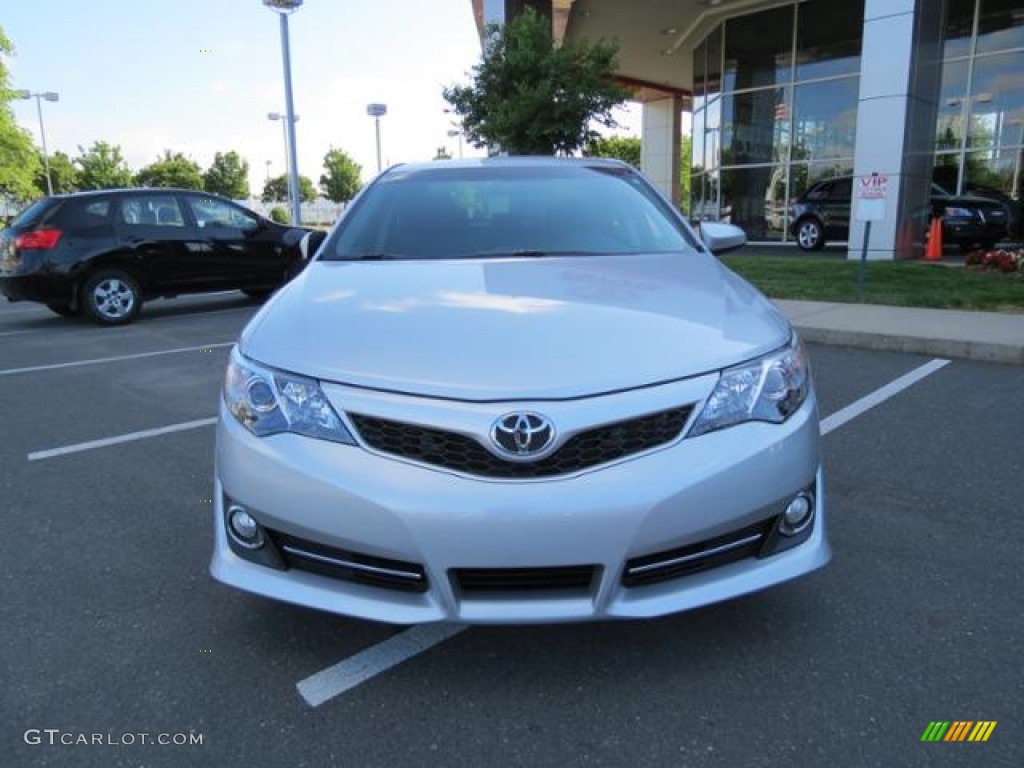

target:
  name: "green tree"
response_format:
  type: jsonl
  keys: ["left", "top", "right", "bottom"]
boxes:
{"left": 203, "top": 150, "right": 250, "bottom": 199}
{"left": 679, "top": 133, "right": 691, "bottom": 215}
{"left": 319, "top": 147, "right": 361, "bottom": 203}
{"left": 583, "top": 135, "right": 641, "bottom": 168}
{"left": 443, "top": 8, "right": 629, "bottom": 155}
{"left": 35, "top": 150, "right": 79, "bottom": 195}
{"left": 0, "top": 27, "right": 42, "bottom": 201}
{"left": 261, "top": 173, "right": 316, "bottom": 204}
{"left": 75, "top": 141, "right": 134, "bottom": 189}
{"left": 135, "top": 150, "right": 204, "bottom": 189}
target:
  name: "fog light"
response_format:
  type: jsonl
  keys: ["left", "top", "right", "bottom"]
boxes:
{"left": 228, "top": 504, "right": 265, "bottom": 549}
{"left": 780, "top": 493, "right": 814, "bottom": 536}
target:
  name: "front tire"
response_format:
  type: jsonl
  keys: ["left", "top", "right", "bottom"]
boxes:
{"left": 795, "top": 218, "right": 825, "bottom": 251}
{"left": 81, "top": 270, "right": 142, "bottom": 326}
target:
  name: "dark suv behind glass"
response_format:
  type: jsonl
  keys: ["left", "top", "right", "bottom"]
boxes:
{"left": 788, "top": 177, "right": 1010, "bottom": 252}
{"left": 0, "top": 189, "right": 324, "bottom": 324}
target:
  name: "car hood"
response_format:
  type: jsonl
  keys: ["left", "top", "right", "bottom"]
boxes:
{"left": 240, "top": 253, "right": 790, "bottom": 400}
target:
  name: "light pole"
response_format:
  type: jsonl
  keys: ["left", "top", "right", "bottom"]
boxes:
{"left": 265, "top": 159, "right": 272, "bottom": 184}
{"left": 447, "top": 129, "right": 463, "bottom": 159}
{"left": 268, "top": 112, "right": 300, "bottom": 209}
{"left": 366, "top": 103, "right": 387, "bottom": 174}
{"left": 16, "top": 90, "right": 60, "bottom": 196}
{"left": 263, "top": 0, "right": 303, "bottom": 224}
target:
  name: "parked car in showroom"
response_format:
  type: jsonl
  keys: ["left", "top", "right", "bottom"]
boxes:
{"left": 0, "top": 188, "right": 325, "bottom": 324}
{"left": 212, "top": 157, "right": 829, "bottom": 625}
{"left": 789, "top": 177, "right": 1010, "bottom": 251}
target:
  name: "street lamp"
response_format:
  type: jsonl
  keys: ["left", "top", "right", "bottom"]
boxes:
{"left": 262, "top": 0, "right": 303, "bottom": 224}
{"left": 447, "top": 129, "right": 463, "bottom": 159}
{"left": 265, "top": 159, "right": 272, "bottom": 184}
{"left": 268, "top": 112, "right": 300, "bottom": 209}
{"left": 366, "top": 103, "right": 387, "bottom": 174}
{"left": 16, "top": 90, "right": 60, "bottom": 196}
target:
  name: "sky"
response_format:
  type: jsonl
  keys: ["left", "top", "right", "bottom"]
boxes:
{"left": 3, "top": 0, "right": 641, "bottom": 197}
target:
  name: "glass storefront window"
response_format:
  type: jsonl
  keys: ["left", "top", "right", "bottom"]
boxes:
{"left": 932, "top": 153, "right": 962, "bottom": 193}
{"left": 691, "top": 106, "right": 706, "bottom": 174}
{"left": 963, "top": 147, "right": 1022, "bottom": 196}
{"left": 936, "top": 59, "right": 969, "bottom": 149}
{"left": 944, "top": 0, "right": 977, "bottom": 59}
{"left": 967, "top": 51, "right": 1024, "bottom": 149}
{"left": 706, "top": 26, "right": 722, "bottom": 99}
{"left": 693, "top": 38, "right": 707, "bottom": 99}
{"left": 795, "top": 0, "right": 865, "bottom": 81}
{"left": 722, "top": 88, "right": 789, "bottom": 166}
{"left": 720, "top": 165, "right": 787, "bottom": 240}
{"left": 792, "top": 79, "right": 859, "bottom": 162}
{"left": 723, "top": 6, "right": 794, "bottom": 91}
{"left": 705, "top": 98, "right": 722, "bottom": 171}
{"left": 977, "top": 0, "right": 1024, "bottom": 54}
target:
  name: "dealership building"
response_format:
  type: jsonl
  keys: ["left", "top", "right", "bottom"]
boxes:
{"left": 473, "top": 0, "right": 1023, "bottom": 259}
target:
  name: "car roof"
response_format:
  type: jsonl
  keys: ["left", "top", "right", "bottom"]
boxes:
{"left": 49, "top": 188, "right": 223, "bottom": 201}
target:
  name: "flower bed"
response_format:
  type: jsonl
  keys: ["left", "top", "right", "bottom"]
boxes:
{"left": 964, "top": 248, "right": 1024, "bottom": 274}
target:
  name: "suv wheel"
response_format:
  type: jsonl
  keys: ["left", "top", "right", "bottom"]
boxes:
{"left": 795, "top": 218, "right": 825, "bottom": 251}
{"left": 81, "top": 270, "right": 142, "bottom": 326}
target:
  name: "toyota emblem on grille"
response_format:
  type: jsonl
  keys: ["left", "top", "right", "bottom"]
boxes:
{"left": 490, "top": 412, "right": 556, "bottom": 460}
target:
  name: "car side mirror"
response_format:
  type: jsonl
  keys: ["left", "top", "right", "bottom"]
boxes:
{"left": 700, "top": 221, "right": 747, "bottom": 255}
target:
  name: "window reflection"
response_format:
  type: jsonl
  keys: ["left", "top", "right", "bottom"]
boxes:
{"left": 944, "top": 0, "right": 977, "bottom": 59}
{"left": 977, "top": 0, "right": 1024, "bottom": 54}
{"left": 796, "top": 0, "right": 864, "bottom": 80}
{"left": 937, "top": 59, "right": 969, "bottom": 149}
{"left": 723, "top": 6, "right": 794, "bottom": 91}
{"left": 793, "top": 80, "right": 859, "bottom": 161}
{"left": 722, "top": 88, "right": 789, "bottom": 166}
{"left": 720, "top": 166, "right": 788, "bottom": 240}
{"left": 967, "top": 51, "right": 1024, "bottom": 149}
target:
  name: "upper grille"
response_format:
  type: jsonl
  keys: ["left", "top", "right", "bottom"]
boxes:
{"left": 348, "top": 405, "right": 693, "bottom": 479}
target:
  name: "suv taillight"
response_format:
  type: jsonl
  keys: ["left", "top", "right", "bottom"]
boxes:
{"left": 15, "top": 228, "right": 63, "bottom": 250}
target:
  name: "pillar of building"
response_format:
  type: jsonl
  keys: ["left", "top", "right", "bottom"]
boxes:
{"left": 641, "top": 97, "right": 683, "bottom": 206}
{"left": 848, "top": 0, "right": 946, "bottom": 260}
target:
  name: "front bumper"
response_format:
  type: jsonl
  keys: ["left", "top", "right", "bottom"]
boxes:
{"left": 211, "top": 382, "right": 829, "bottom": 624}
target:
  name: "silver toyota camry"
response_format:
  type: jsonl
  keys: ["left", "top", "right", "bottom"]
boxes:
{"left": 211, "top": 157, "right": 829, "bottom": 624}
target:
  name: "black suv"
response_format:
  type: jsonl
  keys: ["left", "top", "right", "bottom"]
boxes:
{"left": 788, "top": 177, "right": 1010, "bottom": 252}
{"left": 0, "top": 189, "right": 325, "bottom": 324}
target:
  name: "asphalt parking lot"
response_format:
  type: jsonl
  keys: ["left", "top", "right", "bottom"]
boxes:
{"left": 2, "top": 293, "right": 1021, "bottom": 768}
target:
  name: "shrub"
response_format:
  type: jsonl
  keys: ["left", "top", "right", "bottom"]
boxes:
{"left": 269, "top": 206, "right": 289, "bottom": 224}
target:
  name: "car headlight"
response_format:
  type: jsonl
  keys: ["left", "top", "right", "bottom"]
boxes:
{"left": 223, "top": 348, "right": 355, "bottom": 444}
{"left": 688, "top": 335, "right": 810, "bottom": 437}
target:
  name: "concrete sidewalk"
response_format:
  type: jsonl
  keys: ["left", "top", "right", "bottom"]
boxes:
{"left": 774, "top": 300, "right": 1024, "bottom": 365}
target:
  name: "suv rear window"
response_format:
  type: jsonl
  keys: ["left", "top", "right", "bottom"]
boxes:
{"left": 52, "top": 198, "right": 113, "bottom": 229}
{"left": 9, "top": 199, "right": 53, "bottom": 228}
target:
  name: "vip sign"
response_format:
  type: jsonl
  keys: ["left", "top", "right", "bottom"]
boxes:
{"left": 855, "top": 174, "right": 889, "bottom": 221}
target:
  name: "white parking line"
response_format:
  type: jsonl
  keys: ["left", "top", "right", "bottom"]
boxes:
{"left": 0, "top": 342, "right": 233, "bottom": 377}
{"left": 297, "top": 623, "right": 466, "bottom": 707}
{"left": 819, "top": 358, "right": 950, "bottom": 435}
{"left": 27, "top": 418, "right": 218, "bottom": 461}
{"left": 292, "top": 357, "right": 954, "bottom": 707}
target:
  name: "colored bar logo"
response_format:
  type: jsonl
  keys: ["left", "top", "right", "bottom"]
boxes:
{"left": 921, "top": 721, "right": 997, "bottom": 742}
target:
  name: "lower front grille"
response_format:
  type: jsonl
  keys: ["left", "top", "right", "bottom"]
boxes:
{"left": 622, "top": 519, "right": 775, "bottom": 588}
{"left": 452, "top": 565, "right": 598, "bottom": 594}
{"left": 268, "top": 530, "right": 428, "bottom": 593}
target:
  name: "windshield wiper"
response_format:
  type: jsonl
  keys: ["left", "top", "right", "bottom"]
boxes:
{"left": 339, "top": 252, "right": 407, "bottom": 261}
{"left": 467, "top": 249, "right": 606, "bottom": 259}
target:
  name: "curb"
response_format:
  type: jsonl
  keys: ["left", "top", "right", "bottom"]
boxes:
{"left": 792, "top": 326, "right": 1024, "bottom": 365}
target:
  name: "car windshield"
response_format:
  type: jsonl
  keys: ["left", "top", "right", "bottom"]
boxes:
{"left": 322, "top": 164, "right": 698, "bottom": 261}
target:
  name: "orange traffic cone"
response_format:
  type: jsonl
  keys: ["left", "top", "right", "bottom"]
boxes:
{"left": 924, "top": 216, "right": 943, "bottom": 261}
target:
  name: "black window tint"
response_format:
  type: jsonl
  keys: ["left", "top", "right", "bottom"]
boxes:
{"left": 120, "top": 196, "right": 186, "bottom": 227}
{"left": 54, "top": 198, "right": 112, "bottom": 229}
{"left": 186, "top": 196, "right": 258, "bottom": 230}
